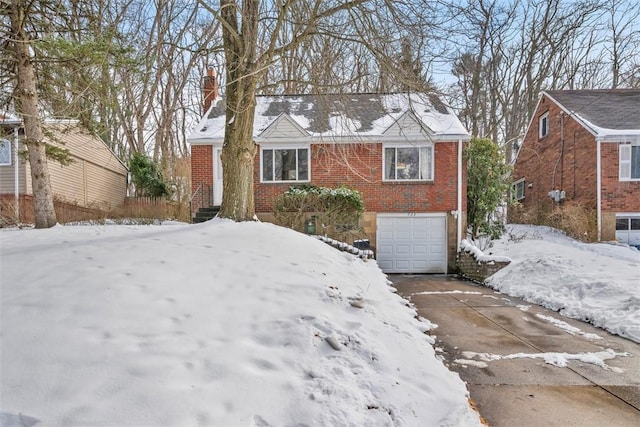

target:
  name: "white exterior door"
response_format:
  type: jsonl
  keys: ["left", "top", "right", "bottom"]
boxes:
{"left": 376, "top": 213, "right": 447, "bottom": 274}
{"left": 213, "top": 147, "right": 223, "bottom": 206}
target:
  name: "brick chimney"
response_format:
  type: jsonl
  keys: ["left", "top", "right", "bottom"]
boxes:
{"left": 203, "top": 67, "right": 219, "bottom": 112}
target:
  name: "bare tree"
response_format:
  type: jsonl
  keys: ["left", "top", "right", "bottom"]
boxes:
{"left": 448, "top": 0, "right": 604, "bottom": 160}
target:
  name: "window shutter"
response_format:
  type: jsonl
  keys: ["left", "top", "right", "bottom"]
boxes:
{"left": 620, "top": 145, "right": 631, "bottom": 180}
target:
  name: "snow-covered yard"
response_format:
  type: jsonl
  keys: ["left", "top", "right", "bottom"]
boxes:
{"left": 0, "top": 220, "right": 481, "bottom": 427}
{"left": 3, "top": 220, "right": 638, "bottom": 426}
{"left": 484, "top": 224, "right": 640, "bottom": 344}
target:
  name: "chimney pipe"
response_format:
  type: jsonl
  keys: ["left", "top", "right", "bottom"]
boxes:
{"left": 203, "top": 67, "right": 219, "bottom": 112}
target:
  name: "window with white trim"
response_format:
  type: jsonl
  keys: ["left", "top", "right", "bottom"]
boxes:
{"left": 511, "top": 179, "right": 525, "bottom": 201}
{"left": 619, "top": 144, "right": 640, "bottom": 181}
{"left": 383, "top": 145, "right": 434, "bottom": 181}
{"left": 0, "top": 138, "right": 11, "bottom": 166}
{"left": 539, "top": 112, "right": 549, "bottom": 138}
{"left": 261, "top": 147, "right": 309, "bottom": 182}
{"left": 615, "top": 217, "right": 640, "bottom": 231}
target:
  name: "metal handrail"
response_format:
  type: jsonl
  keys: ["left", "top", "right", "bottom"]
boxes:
{"left": 189, "top": 182, "right": 203, "bottom": 221}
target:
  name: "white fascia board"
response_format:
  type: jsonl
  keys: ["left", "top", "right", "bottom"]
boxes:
{"left": 188, "top": 138, "right": 223, "bottom": 146}
{"left": 596, "top": 132, "right": 640, "bottom": 143}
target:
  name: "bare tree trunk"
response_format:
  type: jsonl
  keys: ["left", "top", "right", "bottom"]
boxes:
{"left": 217, "top": 0, "right": 259, "bottom": 221}
{"left": 10, "top": 0, "right": 57, "bottom": 228}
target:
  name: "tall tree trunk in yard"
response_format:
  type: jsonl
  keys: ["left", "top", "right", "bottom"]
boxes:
{"left": 10, "top": 0, "right": 57, "bottom": 228}
{"left": 217, "top": 0, "right": 259, "bottom": 221}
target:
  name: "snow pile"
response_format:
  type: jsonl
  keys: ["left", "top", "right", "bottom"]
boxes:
{"left": 460, "top": 239, "right": 511, "bottom": 263}
{"left": 485, "top": 224, "right": 640, "bottom": 343}
{"left": 1, "top": 220, "right": 481, "bottom": 426}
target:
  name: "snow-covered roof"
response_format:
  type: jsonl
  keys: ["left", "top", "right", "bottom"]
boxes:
{"left": 188, "top": 93, "right": 470, "bottom": 143}
{"left": 545, "top": 90, "right": 640, "bottom": 141}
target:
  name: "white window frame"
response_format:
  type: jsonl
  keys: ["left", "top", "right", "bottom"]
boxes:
{"left": 260, "top": 146, "right": 310, "bottom": 183}
{"left": 538, "top": 112, "right": 549, "bottom": 139}
{"left": 511, "top": 178, "right": 525, "bottom": 201}
{"left": 619, "top": 143, "right": 640, "bottom": 181}
{"left": 382, "top": 143, "right": 434, "bottom": 182}
{"left": 0, "top": 138, "right": 11, "bottom": 166}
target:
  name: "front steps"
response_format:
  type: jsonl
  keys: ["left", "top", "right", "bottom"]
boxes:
{"left": 193, "top": 206, "right": 220, "bottom": 223}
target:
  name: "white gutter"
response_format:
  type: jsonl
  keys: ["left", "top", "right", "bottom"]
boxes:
{"left": 13, "top": 127, "right": 19, "bottom": 221}
{"left": 596, "top": 138, "right": 602, "bottom": 241}
{"left": 457, "top": 137, "right": 463, "bottom": 248}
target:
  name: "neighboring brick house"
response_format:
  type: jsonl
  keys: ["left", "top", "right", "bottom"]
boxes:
{"left": 0, "top": 115, "right": 129, "bottom": 223}
{"left": 509, "top": 89, "right": 640, "bottom": 246}
{"left": 188, "top": 75, "right": 470, "bottom": 274}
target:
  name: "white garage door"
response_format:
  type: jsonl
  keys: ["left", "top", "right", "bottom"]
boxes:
{"left": 376, "top": 213, "right": 447, "bottom": 274}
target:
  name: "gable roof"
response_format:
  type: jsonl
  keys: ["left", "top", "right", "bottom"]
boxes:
{"left": 188, "top": 93, "right": 470, "bottom": 143}
{"left": 544, "top": 89, "right": 640, "bottom": 140}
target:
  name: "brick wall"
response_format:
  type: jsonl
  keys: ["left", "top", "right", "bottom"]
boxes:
{"left": 254, "top": 141, "right": 462, "bottom": 213}
{"left": 190, "top": 145, "right": 213, "bottom": 209}
{"left": 600, "top": 143, "right": 640, "bottom": 212}
{"left": 511, "top": 95, "right": 598, "bottom": 217}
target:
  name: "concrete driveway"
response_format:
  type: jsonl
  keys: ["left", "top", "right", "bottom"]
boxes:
{"left": 390, "top": 274, "right": 640, "bottom": 427}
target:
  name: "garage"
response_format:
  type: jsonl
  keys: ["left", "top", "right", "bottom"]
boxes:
{"left": 376, "top": 213, "right": 447, "bottom": 274}
{"left": 615, "top": 215, "right": 640, "bottom": 249}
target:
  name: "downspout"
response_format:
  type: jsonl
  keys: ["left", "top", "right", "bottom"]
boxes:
{"left": 457, "top": 138, "right": 463, "bottom": 248}
{"left": 596, "top": 138, "right": 602, "bottom": 241}
{"left": 13, "top": 126, "right": 19, "bottom": 221}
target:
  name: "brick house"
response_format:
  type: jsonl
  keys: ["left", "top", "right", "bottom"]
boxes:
{"left": 188, "top": 73, "right": 470, "bottom": 273}
{"left": 510, "top": 89, "right": 640, "bottom": 246}
{"left": 0, "top": 115, "right": 129, "bottom": 224}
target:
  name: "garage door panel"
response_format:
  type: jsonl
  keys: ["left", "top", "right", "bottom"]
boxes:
{"left": 396, "top": 217, "right": 413, "bottom": 226}
{"left": 396, "top": 245, "right": 411, "bottom": 254}
{"left": 377, "top": 214, "right": 447, "bottom": 274}
{"left": 377, "top": 245, "right": 393, "bottom": 255}
{"left": 412, "top": 230, "right": 428, "bottom": 239}
{"left": 412, "top": 261, "right": 428, "bottom": 270}
{"left": 396, "top": 230, "right": 411, "bottom": 240}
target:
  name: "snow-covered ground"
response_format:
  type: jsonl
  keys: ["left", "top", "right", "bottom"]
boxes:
{"left": 484, "top": 224, "right": 640, "bottom": 344}
{"left": 0, "top": 220, "right": 481, "bottom": 427}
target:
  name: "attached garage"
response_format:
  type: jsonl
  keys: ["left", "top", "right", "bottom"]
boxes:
{"left": 376, "top": 213, "right": 447, "bottom": 274}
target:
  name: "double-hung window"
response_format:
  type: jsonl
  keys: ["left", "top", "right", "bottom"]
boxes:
{"left": 619, "top": 144, "right": 640, "bottom": 181}
{"left": 539, "top": 112, "right": 549, "bottom": 138}
{"left": 0, "top": 139, "right": 11, "bottom": 166}
{"left": 262, "top": 147, "right": 309, "bottom": 182}
{"left": 511, "top": 179, "right": 525, "bottom": 201}
{"left": 384, "top": 145, "right": 433, "bottom": 181}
